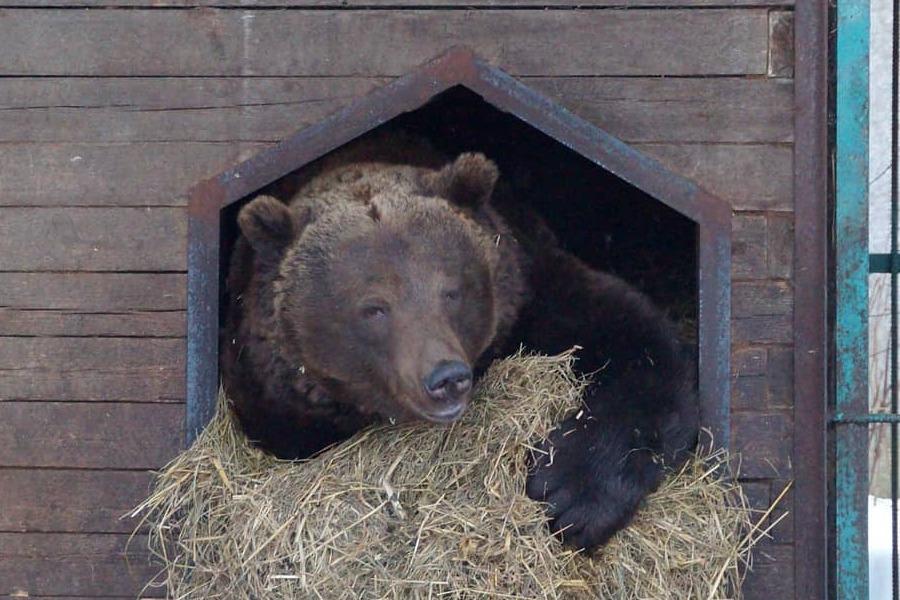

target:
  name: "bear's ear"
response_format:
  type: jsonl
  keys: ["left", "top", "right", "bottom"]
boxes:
{"left": 421, "top": 152, "right": 499, "bottom": 208}
{"left": 237, "top": 195, "right": 306, "bottom": 257}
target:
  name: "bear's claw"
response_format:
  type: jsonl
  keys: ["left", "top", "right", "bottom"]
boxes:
{"left": 525, "top": 414, "right": 660, "bottom": 553}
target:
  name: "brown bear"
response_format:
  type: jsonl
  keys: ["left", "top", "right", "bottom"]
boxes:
{"left": 221, "top": 134, "right": 698, "bottom": 552}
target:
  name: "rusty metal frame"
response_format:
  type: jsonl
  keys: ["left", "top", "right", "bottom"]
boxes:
{"left": 186, "top": 47, "right": 732, "bottom": 449}
{"left": 793, "top": 0, "right": 830, "bottom": 597}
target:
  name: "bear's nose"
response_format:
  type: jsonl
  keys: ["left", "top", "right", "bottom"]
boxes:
{"left": 424, "top": 360, "right": 473, "bottom": 403}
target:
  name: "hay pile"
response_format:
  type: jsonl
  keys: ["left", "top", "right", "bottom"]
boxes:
{"left": 132, "top": 350, "right": 775, "bottom": 599}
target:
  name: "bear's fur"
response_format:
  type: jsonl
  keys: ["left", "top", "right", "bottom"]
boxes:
{"left": 221, "top": 133, "right": 698, "bottom": 552}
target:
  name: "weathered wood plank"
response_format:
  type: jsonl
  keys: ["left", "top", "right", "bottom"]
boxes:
{"left": 732, "top": 346, "right": 794, "bottom": 411}
{"left": 0, "top": 271, "right": 186, "bottom": 337}
{"left": 732, "top": 373, "right": 766, "bottom": 411}
{"left": 0, "top": 337, "right": 184, "bottom": 401}
{"left": 732, "top": 347, "right": 767, "bottom": 377}
{"left": 0, "top": 9, "right": 769, "bottom": 77}
{"left": 766, "top": 346, "right": 793, "bottom": 408}
{"left": 732, "top": 375, "right": 765, "bottom": 414}
{"left": 0, "top": 533, "right": 157, "bottom": 597}
{"left": 733, "top": 314, "right": 793, "bottom": 344}
{"left": 732, "top": 280, "right": 792, "bottom": 317}
{"left": 0, "top": 337, "right": 184, "bottom": 372}
{"left": 0, "top": 76, "right": 792, "bottom": 144}
{"left": 767, "top": 10, "right": 794, "bottom": 78}
{"left": 637, "top": 143, "right": 792, "bottom": 210}
{"left": 529, "top": 77, "right": 793, "bottom": 145}
{"left": 0, "top": 368, "right": 184, "bottom": 402}
{"left": 731, "top": 412, "right": 792, "bottom": 478}
{"left": 742, "top": 544, "right": 794, "bottom": 600}
{"left": 0, "top": 309, "right": 185, "bottom": 337}
{"left": 0, "top": 273, "right": 185, "bottom": 311}
{"left": 0, "top": 142, "right": 242, "bottom": 206}
{"left": 732, "top": 214, "right": 768, "bottom": 279}
{"left": 0, "top": 77, "right": 384, "bottom": 144}
{"left": 767, "top": 479, "right": 793, "bottom": 544}
{"left": 767, "top": 212, "right": 794, "bottom": 278}
{"left": 0, "top": 402, "right": 183, "bottom": 468}
{"left": 0, "top": 207, "right": 186, "bottom": 271}
{"left": 1, "top": 143, "right": 790, "bottom": 209}
{"left": 0, "top": 0, "right": 794, "bottom": 6}
{"left": 0, "top": 469, "right": 152, "bottom": 533}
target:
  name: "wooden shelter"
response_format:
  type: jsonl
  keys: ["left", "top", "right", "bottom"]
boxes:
{"left": 0, "top": 3, "right": 826, "bottom": 599}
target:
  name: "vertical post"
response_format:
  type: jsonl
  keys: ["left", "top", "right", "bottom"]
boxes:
{"left": 835, "top": 0, "right": 871, "bottom": 596}
{"left": 186, "top": 182, "right": 224, "bottom": 444}
{"left": 890, "top": 0, "right": 900, "bottom": 595}
{"left": 793, "top": 0, "right": 830, "bottom": 594}
{"left": 697, "top": 201, "right": 732, "bottom": 448}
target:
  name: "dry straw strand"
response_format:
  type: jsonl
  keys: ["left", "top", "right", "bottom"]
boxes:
{"left": 131, "top": 349, "right": 775, "bottom": 599}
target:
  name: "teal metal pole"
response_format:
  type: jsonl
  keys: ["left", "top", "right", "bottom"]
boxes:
{"left": 835, "top": 0, "right": 871, "bottom": 597}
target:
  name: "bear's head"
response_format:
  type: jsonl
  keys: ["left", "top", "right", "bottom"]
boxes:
{"left": 237, "top": 153, "right": 513, "bottom": 424}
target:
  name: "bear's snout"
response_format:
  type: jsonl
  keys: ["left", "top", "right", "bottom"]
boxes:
{"left": 421, "top": 360, "right": 473, "bottom": 421}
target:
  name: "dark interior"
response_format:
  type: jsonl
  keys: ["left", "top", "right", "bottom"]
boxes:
{"left": 220, "top": 85, "right": 697, "bottom": 344}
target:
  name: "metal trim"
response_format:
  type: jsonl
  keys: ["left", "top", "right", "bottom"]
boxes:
{"left": 793, "top": 0, "right": 832, "bottom": 597}
{"left": 833, "top": 0, "right": 871, "bottom": 597}
{"left": 186, "top": 47, "right": 733, "bottom": 454}
{"left": 833, "top": 414, "right": 896, "bottom": 425}
{"left": 186, "top": 178, "right": 225, "bottom": 441}
{"left": 870, "top": 253, "right": 894, "bottom": 272}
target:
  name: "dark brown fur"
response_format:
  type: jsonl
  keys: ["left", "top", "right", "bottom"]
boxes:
{"left": 221, "top": 134, "right": 697, "bottom": 551}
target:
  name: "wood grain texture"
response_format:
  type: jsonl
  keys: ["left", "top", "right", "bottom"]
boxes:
{"left": 0, "top": 337, "right": 184, "bottom": 401}
{"left": 741, "top": 544, "right": 795, "bottom": 600}
{"left": 0, "top": 143, "right": 243, "bottom": 206}
{"left": 767, "top": 346, "right": 793, "bottom": 408}
{"left": 0, "top": 76, "right": 792, "bottom": 144}
{"left": 0, "top": 309, "right": 185, "bottom": 337}
{"left": 1, "top": 143, "right": 790, "bottom": 208}
{"left": 0, "top": 9, "right": 769, "bottom": 76}
{"left": 638, "top": 143, "right": 792, "bottom": 210}
{"left": 529, "top": 77, "right": 793, "bottom": 144}
{"left": 0, "top": 272, "right": 186, "bottom": 336}
{"left": 767, "top": 479, "right": 793, "bottom": 544}
{"left": 767, "top": 212, "right": 794, "bottom": 278}
{"left": 767, "top": 10, "right": 795, "bottom": 78}
{"left": 731, "top": 412, "right": 792, "bottom": 478}
{"left": 732, "top": 214, "right": 768, "bottom": 279}
{"left": 0, "top": 0, "right": 794, "bottom": 6}
{"left": 732, "top": 373, "right": 766, "bottom": 411}
{"left": 0, "top": 533, "right": 157, "bottom": 597}
{"left": 733, "top": 314, "right": 793, "bottom": 344}
{"left": 0, "top": 402, "right": 183, "bottom": 468}
{"left": 0, "top": 207, "right": 186, "bottom": 271}
{"left": 0, "top": 469, "right": 152, "bottom": 533}
{"left": 732, "top": 280, "right": 792, "bottom": 317}
{"left": 0, "top": 273, "right": 185, "bottom": 311}
{"left": 732, "top": 347, "right": 767, "bottom": 377}
{"left": 732, "top": 346, "right": 794, "bottom": 412}
{"left": 0, "top": 77, "right": 385, "bottom": 144}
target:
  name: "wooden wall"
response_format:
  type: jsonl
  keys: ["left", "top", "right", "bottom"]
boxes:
{"left": 0, "top": 2, "right": 798, "bottom": 598}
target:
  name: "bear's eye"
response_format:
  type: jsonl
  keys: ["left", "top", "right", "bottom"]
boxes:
{"left": 360, "top": 305, "right": 388, "bottom": 320}
{"left": 443, "top": 289, "right": 461, "bottom": 302}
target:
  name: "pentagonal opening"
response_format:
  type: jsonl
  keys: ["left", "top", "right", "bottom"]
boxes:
{"left": 217, "top": 85, "right": 701, "bottom": 452}
{"left": 221, "top": 86, "right": 697, "bottom": 345}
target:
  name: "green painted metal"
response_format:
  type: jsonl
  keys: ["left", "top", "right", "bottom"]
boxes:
{"left": 834, "top": 413, "right": 900, "bottom": 425}
{"left": 871, "top": 253, "right": 895, "bottom": 272}
{"left": 834, "top": 0, "right": 871, "bottom": 597}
